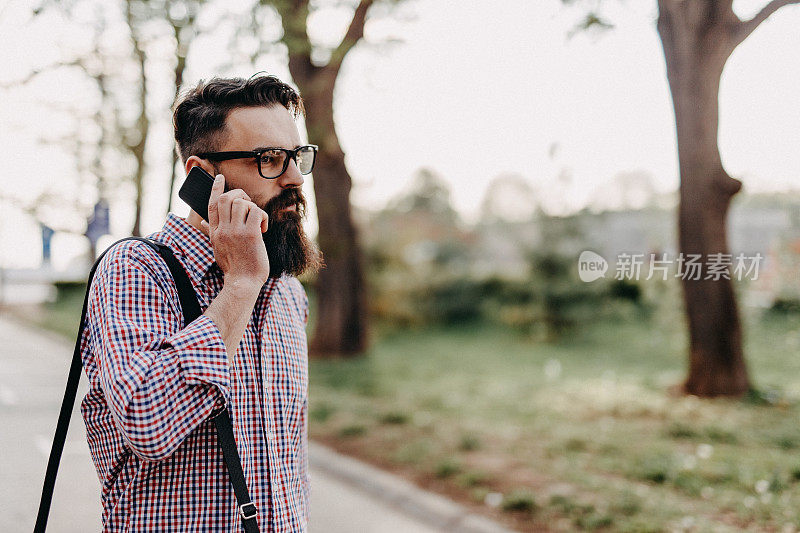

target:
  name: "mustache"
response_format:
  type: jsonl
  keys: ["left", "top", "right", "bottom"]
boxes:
{"left": 262, "top": 187, "right": 306, "bottom": 219}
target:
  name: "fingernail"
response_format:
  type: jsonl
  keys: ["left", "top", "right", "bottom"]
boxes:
{"left": 215, "top": 174, "right": 223, "bottom": 182}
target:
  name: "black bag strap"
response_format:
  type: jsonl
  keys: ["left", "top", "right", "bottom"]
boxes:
{"left": 35, "top": 237, "right": 259, "bottom": 533}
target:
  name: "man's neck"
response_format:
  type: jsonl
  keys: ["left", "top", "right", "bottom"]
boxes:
{"left": 185, "top": 210, "right": 209, "bottom": 237}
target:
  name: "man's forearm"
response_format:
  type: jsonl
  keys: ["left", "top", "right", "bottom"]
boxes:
{"left": 204, "top": 278, "right": 262, "bottom": 362}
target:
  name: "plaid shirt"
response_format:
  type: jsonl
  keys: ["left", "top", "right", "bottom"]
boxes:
{"left": 79, "top": 213, "right": 310, "bottom": 532}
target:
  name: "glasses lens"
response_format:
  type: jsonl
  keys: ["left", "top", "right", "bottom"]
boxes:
{"left": 259, "top": 149, "right": 287, "bottom": 178}
{"left": 296, "top": 146, "right": 315, "bottom": 174}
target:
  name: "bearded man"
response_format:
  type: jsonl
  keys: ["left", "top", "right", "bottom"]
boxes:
{"left": 79, "top": 74, "right": 323, "bottom": 532}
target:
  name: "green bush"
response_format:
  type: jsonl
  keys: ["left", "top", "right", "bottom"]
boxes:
{"left": 338, "top": 424, "right": 366, "bottom": 437}
{"left": 501, "top": 489, "right": 537, "bottom": 513}
{"left": 457, "top": 470, "right": 488, "bottom": 487}
{"left": 768, "top": 298, "right": 800, "bottom": 315}
{"left": 575, "top": 513, "right": 614, "bottom": 530}
{"left": 363, "top": 214, "right": 654, "bottom": 339}
{"left": 458, "top": 434, "right": 481, "bottom": 451}
{"left": 413, "top": 278, "right": 485, "bottom": 325}
{"left": 608, "top": 279, "right": 642, "bottom": 302}
{"left": 704, "top": 426, "right": 738, "bottom": 444}
{"left": 379, "top": 411, "right": 410, "bottom": 425}
{"left": 673, "top": 471, "right": 703, "bottom": 496}
{"left": 665, "top": 422, "right": 699, "bottom": 439}
{"left": 610, "top": 491, "right": 642, "bottom": 517}
{"left": 310, "top": 403, "right": 334, "bottom": 423}
{"left": 434, "top": 459, "right": 461, "bottom": 479}
{"left": 630, "top": 454, "right": 672, "bottom": 484}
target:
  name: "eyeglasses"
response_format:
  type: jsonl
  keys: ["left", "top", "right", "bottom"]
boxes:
{"left": 197, "top": 145, "right": 318, "bottom": 179}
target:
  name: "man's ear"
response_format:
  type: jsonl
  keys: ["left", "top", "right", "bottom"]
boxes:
{"left": 184, "top": 155, "right": 216, "bottom": 177}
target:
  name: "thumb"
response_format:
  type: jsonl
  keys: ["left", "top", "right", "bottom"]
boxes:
{"left": 261, "top": 211, "right": 269, "bottom": 233}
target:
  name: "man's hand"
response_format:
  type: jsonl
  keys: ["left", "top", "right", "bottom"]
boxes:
{"left": 201, "top": 174, "right": 270, "bottom": 362}
{"left": 201, "top": 174, "right": 270, "bottom": 288}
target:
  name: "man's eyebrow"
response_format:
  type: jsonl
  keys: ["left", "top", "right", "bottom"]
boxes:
{"left": 252, "top": 144, "right": 303, "bottom": 151}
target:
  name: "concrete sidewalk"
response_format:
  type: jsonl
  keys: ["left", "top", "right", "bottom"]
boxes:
{"left": 0, "top": 315, "right": 514, "bottom": 532}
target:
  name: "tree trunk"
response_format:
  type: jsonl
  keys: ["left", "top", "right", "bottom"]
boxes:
{"left": 271, "top": 0, "right": 373, "bottom": 357}
{"left": 657, "top": 1, "right": 749, "bottom": 396}
{"left": 126, "top": 0, "right": 148, "bottom": 237}
{"left": 295, "top": 71, "right": 370, "bottom": 356}
{"left": 166, "top": 20, "right": 188, "bottom": 217}
{"left": 130, "top": 57, "right": 147, "bottom": 237}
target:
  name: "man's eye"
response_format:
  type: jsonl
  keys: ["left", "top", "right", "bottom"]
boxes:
{"left": 260, "top": 151, "right": 283, "bottom": 166}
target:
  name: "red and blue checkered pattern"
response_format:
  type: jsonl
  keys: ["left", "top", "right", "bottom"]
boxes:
{"left": 79, "top": 213, "right": 310, "bottom": 532}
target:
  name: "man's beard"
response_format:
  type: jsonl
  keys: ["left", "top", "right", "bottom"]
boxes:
{"left": 260, "top": 187, "right": 324, "bottom": 278}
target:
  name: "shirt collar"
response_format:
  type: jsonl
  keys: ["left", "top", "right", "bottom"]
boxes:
{"left": 157, "top": 213, "right": 217, "bottom": 286}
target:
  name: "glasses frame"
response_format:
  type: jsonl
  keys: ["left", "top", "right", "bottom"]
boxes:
{"left": 197, "top": 144, "right": 318, "bottom": 179}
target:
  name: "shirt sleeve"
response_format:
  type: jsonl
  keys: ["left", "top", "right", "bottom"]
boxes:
{"left": 301, "top": 283, "right": 309, "bottom": 325}
{"left": 300, "top": 395, "right": 310, "bottom": 517}
{"left": 87, "top": 252, "right": 230, "bottom": 461}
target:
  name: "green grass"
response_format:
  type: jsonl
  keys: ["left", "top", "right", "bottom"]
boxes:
{"left": 5, "top": 282, "right": 87, "bottom": 338}
{"left": 308, "top": 313, "right": 800, "bottom": 531}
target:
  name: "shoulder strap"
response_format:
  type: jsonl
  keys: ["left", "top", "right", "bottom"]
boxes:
{"left": 35, "top": 237, "right": 159, "bottom": 532}
{"left": 147, "top": 242, "right": 261, "bottom": 533}
{"left": 35, "top": 237, "right": 259, "bottom": 533}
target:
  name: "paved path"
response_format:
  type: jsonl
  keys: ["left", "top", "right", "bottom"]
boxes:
{"left": 0, "top": 315, "right": 513, "bottom": 532}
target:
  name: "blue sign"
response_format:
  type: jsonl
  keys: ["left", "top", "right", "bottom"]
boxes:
{"left": 41, "top": 223, "right": 54, "bottom": 265}
{"left": 85, "top": 200, "right": 110, "bottom": 245}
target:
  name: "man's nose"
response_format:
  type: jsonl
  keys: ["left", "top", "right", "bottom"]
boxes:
{"left": 279, "top": 158, "right": 304, "bottom": 187}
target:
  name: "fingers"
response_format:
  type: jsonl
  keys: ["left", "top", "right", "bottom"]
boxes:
{"left": 213, "top": 182, "right": 252, "bottom": 228}
{"left": 260, "top": 210, "right": 269, "bottom": 233}
{"left": 224, "top": 191, "right": 263, "bottom": 235}
{"left": 245, "top": 204, "right": 269, "bottom": 233}
{"left": 217, "top": 188, "right": 232, "bottom": 228}
{"left": 208, "top": 174, "right": 224, "bottom": 227}
{"left": 231, "top": 198, "right": 251, "bottom": 225}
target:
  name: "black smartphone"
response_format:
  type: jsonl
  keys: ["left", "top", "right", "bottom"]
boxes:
{"left": 178, "top": 166, "right": 216, "bottom": 221}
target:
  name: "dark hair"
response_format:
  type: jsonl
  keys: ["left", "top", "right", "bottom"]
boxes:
{"left": 173, "top": 74, "right": 304, "bottom": 164}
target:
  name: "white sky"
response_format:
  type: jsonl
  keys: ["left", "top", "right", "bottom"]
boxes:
{"left": 0, "top": 0, "right": 798, "bottom": 269}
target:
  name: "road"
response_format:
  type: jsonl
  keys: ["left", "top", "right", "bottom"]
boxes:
{"left": 0, "top": 316, "right": 449, "bottom": 532}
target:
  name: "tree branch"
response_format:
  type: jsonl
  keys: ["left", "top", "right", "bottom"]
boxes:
{"left": 0, "top": 58, "right": 82, "bottom": 89}
{"left": 328, "top": 0, "right": 374, "bottom": 75}
{"left": 737, "top": 0, "right": 800, "bottom": 42}
{"left": 266, "top": 0, "right": 317, "bottom": 85}
{"left": 271, "top": 0, "right": 312, "bottom": 52}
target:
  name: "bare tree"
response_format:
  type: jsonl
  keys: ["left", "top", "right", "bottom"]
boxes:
{"left": 27, "top": 0, "right": 216, "bottom": 236}
{"left": 4, "top": 4, "right": 123, "bottom": 259}
{"left": 250, "top": 0, "right": 406, "bottom": 356}
{"left": 566, "top": 0, "right": 800, "bottom": 396}
{"left": 22, "top": 0, "right": 152, "bottom": 238}
{"left": 162, "top": 0, "right": 205, "bottom": 216}
{"left": 122, "top": 0, "right": 149, "bottom": 237}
